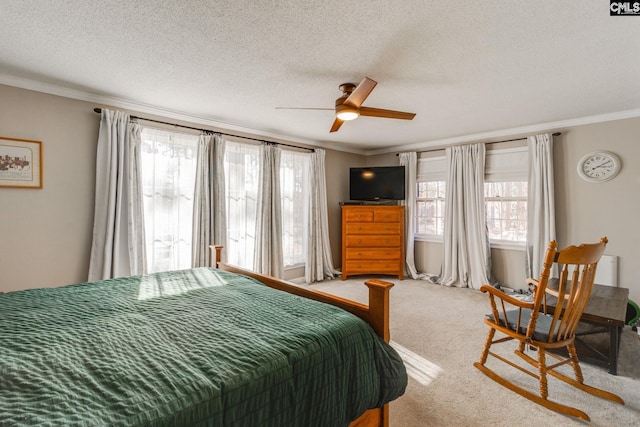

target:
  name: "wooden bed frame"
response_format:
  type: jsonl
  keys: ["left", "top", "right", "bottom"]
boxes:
{"left": 211, "top": 245, "right": 394, "bottom": 427}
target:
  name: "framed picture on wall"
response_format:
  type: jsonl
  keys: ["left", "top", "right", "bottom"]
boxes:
{"left": 0, "top": 136, "right": 43, "bottom": 189}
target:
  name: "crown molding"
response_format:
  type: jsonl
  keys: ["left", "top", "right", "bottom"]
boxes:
{"left": 365, "top": 108, "right": 640, "bottom": 156}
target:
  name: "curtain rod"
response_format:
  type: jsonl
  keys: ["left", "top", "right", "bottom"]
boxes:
{"left": 396, "top": 132, "right": 562, "bottom": 156}
{"left": 93, "top": 108, "right": 314, "bottom": 152}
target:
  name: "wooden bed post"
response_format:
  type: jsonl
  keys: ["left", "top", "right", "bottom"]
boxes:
{"left": 364, "top": 279, "right": 394, "bottom": 342}
{"left": 211, "top": 245, "right": 223, "bottom": 266}
{"left": 363, "top": 279, "right": 394, "bottom": 427}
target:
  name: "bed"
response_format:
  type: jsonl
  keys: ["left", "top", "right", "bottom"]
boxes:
{"left": 0, "top": 245, "right": 407, "bottom": 426}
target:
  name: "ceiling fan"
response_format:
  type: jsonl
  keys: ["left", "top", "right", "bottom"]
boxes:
{"left": 276, "top": 77, "right": 416, "bottom": 133}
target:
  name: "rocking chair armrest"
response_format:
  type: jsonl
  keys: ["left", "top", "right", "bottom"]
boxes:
{"left": 479, "top": 285, "right": 535, "bottom": 309}
{"left": 544, "top": 287, "right": 560, "bottom": 298}
{"left": 525, "top": 278, "right": 539, "bottom": 288}
{"left": 524, "top": 277, "right": 566, "bottom": 302}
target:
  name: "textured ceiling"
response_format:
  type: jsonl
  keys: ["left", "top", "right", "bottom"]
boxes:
{"left": 1, "top": 1, "right": 639, "bottom": 153}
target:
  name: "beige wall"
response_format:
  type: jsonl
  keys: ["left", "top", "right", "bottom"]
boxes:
{"left": 365, "top": 152, "right": 398, "bottom": 167}
{"left": 554, "top": 121, "right": 640, "bottom": 302}
{"left": 1, "top": 85, "right": 99, "bottom": 292}
{"left": 2, "top": 83, "right": 639, "bottom": 305}
{"left": 324, "top": 150, "right": 366, "bottom": 268}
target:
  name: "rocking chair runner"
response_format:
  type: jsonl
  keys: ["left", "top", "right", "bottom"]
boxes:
{"left": 474, "top": 238, "right": 624, "bottom": 421}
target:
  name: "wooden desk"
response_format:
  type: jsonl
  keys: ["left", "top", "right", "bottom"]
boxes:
{"left": 544, "top": 280, "right": 629, "bottom": 375}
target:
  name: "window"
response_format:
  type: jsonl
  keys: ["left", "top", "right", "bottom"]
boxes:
{"left": 484, "top": 147, "right": 528, "bottom": 244}
{"left": 414, "top": 146, "right": 529, "bottom": 244}
{"left": 141, "top": 133, "right": 311, "bottom": 274}
{"left": 140, "top": 128, "right": 199, "bottom": 273}
{"left": 484, "top": 181, "right": 527, "bottom": 242}
{"left": 415, "top": 155, "right": 447, "bottom": 239}
{"left": 416, "top": 181, "right": 446, "bottom": 236}
{"left": 280, "top": 150, "right": 310, "bottom": 267}
{"left": 223, "top": 142, "right": 310, "bottom": 270}
{"left": 224, "top": 141, "right": 260, "bottom": 270}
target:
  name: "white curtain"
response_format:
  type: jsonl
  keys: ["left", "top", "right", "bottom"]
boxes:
{"left": 88, "top": 109, "right": 146, "bottom": 280}
{"left": 140, "top": 128, "right": 198, "bottom": 273}
{"left": 192, "top": 134, "right": 227, "bottom": 267}
{"left": 305, "top": 148, "right": 338, "bottom": 282}
{"left": 254, "top": 143, "right": 283, "bottom": 277}
{"left": 436, "top": 143, "right": 492, "bottom": 289}
{"left": 128, "top": 125, "right": 146, "bottom": 276}
{"left": 224, "top": 141, "right": 260, "bottom": 269}
{"left": 399, "top": 152, "right": 423, "bottom": 279}
{"left": 280, "top": 150, "right": 310, "bottom": 267}
{"left": 526, "top": 133, "right": 556, "bottom": 278}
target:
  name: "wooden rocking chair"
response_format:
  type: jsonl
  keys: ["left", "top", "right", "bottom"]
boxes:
{"left": 474, "top": 238, "right": 624, "bottom": 421}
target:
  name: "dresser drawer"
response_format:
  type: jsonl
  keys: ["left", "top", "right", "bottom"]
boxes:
{"left": 345, "top": 222, "right": 402, "bottom": 235}
{"left": 345, "top": 235, "right": 401, "bottom": 247}
{"left": 344, "top": 209, "right": 374, "bottom": 222}
{"left": 345, "top": 260, "right": 402, "bottom": 273}
{"left": 374, "top": 209, "right": 403, "bottom": 222}
{"left": 345, "top": 248, "right": 401, "bottom": 260}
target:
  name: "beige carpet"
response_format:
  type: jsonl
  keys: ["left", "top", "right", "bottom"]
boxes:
{"left": 304, "top": 276, "right": 640, "bottom": 427}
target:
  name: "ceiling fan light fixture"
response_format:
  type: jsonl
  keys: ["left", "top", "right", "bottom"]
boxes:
{"left": 336, "top": 104, "right": 359, "bottom": 121}
{"left": 336, "top": 111, "right": 359, "bottom": 121}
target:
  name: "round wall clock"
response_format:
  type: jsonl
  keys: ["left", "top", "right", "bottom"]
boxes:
{"left": 577, "top": 151, "right": 621, "bottom": 182}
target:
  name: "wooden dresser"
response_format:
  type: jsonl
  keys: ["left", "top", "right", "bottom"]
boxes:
{"left": 341, "top": 205, "right": 404, "bottom": 280}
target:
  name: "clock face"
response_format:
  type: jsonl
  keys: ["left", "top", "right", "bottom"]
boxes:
{"left": 577, "top": 151, "right": 621, "bottom": 182}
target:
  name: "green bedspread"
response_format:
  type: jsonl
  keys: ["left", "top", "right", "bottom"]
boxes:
{"left": 0, "top": 268, "right": 407, "bottom": 426}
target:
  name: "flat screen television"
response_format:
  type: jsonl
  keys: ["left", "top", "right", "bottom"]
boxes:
{"left": 349, "top": 166, "right": 405, "bottom": 201}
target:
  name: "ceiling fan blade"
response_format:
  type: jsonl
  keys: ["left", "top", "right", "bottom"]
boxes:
{"left": 330, "top": 117, "right": 344, "bottom": 133}
{"left": 359, "top": 106, "right": 416, "bottom": 120}
{"left": 275, "top": 107, "right": 334, "bottom": 110}
{"left": 344, "top": 77, "right": 377, "bottom": 108}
